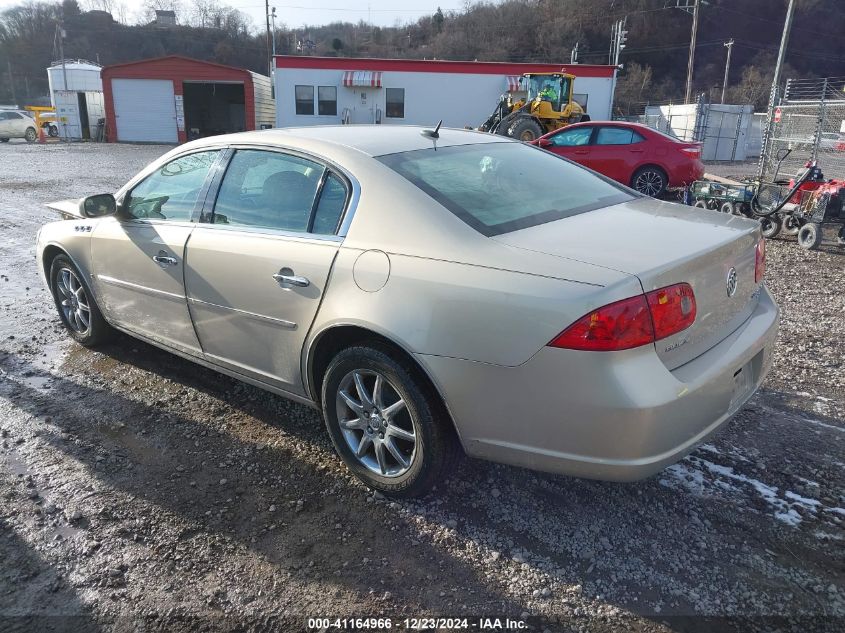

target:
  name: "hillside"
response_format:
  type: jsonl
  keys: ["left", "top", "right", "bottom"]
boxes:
{"left": 1, "top": 0, "right": 843, "bottom": 114}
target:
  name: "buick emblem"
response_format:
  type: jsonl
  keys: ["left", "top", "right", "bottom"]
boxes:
{"left": 726, "top": 267, "right": 738, "bottom": 297}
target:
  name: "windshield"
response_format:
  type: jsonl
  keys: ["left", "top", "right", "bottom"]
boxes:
{"left": 377, "top": 142, "right": 633, "bottom": 236}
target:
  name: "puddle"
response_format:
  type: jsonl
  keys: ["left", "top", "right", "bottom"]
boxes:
{"left": 0, "top": 338, "right": 70, "bottom": 392}
{"left": 1, "top": 445, "right": 85, "bottom": 543}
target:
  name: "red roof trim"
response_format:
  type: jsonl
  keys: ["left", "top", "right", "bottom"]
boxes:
{"left": 274, "top": 55, "right": 616, "bottom": 78}
{"left": 101, "top": 54, "right": 258, "bottom": 77}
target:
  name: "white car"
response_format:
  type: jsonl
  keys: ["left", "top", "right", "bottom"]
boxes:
{"left": 0, "top": 109, "right": 38, "bottom": 143}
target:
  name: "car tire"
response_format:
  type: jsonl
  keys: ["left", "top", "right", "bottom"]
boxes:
{"left": 760, "top": 214, "right": 782, "bottom": 239}
{"left": 49, "top": 254, "right": 112, "bottom": 347}
{"left": 509, "top": 118, "right": 543, "bottom": 142}
{"left": 48, "top": 125, "right": 59, "bottom": 138}
{"left": 838, "top": 226, "right": 845, "bottom": 245}
{"left": 321, "top": 343, "right": 459, "bottom": 498}
{"left": 719, "top": 201, "right": 735, "bottom": 214}
{"left": 693, "top": 199, "right": 708, "bottom": 209}
{"left": 631, "top": 166, "right": 667, "bottom": 197}
{"left": 24, "top": 127, "right": 37, "bottom": 143}
{"left": 797, "top": 223, "right": 822, "bottom": 250}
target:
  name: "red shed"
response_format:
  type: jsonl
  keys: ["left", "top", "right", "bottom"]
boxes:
{"left": 101, "top": 55, "right": 274, "bottom": 144}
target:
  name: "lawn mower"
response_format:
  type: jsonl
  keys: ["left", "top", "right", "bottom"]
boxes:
{"left": 790, "top": 179, "right": 845, "bottom": 250}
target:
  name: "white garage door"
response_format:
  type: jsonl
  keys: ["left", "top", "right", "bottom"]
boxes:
{"left": 112, "top": 79, "right": 178, "bottom": 143}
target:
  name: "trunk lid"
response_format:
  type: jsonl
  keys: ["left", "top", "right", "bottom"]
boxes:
{"left": 494, "top": 197, "right": 762, "bottom": 369}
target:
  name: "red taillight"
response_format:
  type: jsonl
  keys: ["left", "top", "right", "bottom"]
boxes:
{"left": 681, "top": 146, "right": 701, "bottom": 158}
{"left": 646, "top": 283, "right": 696, "bottom": 341}
{"left": 549, "top": 283, "right": 697, "bottom": 352}
{"left": 548, "top": 295, "right": 654, "bottom": 351}
{"left": 755, "top": 239, "right": 766, "bottom": 283}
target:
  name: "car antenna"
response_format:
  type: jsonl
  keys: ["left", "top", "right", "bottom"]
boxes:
{"left": 420, "top": 120, "right": 443, "bottom": 148}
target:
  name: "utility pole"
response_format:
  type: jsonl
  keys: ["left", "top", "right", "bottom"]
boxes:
{"left": 7, "top": 61, "right": 16, "bottom": 105}
{"left": 570, "top": 41, "right": 579, "bottom": 64}
{"left": 759, "top": 0, "right": 796, "bottom": 180}
{"left": 264, "top": 0, "right": 272, "bottom": 79}
{"left": 770, "top": 0, "right": 796, "bottom": 107}
{"left": 270, "top": 7, "right": 277, "bottom": 57}
{"left": 614, "top": 18, "right": 627, "bottom": 66}
{"left": 721, "top": 38, "right": 734, "bottom": 104}
{"left": 608, "top": 21, "right": 617, "bottom": 65}
{"left": 684, "top": 0, "right": 700, "bottom": 104}
{"left": 57, "top": 22, "right": 68, "bottom": 91}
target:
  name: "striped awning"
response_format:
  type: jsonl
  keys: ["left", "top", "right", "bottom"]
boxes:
{"left": 342, "top": 71, "right": 383, "bottom": 88}
{"left": 506, "top": 75, "right": 522, "bottom": 91}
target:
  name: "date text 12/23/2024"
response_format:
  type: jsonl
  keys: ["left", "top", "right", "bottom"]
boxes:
{"left": 307, "top": 617, "right": 528, "bottom": 630}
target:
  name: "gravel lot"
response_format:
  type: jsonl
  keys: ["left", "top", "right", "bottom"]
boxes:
{"left": 1, "top": 141, "right": 843, "bottom": 632}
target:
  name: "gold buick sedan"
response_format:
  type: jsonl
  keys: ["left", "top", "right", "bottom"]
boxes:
{"left": 36, "top": 126, "right": 778, "bottom": 497}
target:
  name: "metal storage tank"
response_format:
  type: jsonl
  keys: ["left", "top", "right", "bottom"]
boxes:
{"left": 47, "top": 60, "right": 104, "bottom": 140}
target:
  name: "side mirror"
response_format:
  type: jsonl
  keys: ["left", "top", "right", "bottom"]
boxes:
{"left": 80, "top": 193, "right": 117, "bottom": 218}
{"left": 537, "top": 137, "right": 552, "bottom": 148}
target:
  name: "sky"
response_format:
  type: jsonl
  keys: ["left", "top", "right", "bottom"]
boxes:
{"left": 0, "top": 0, "right": 470, "bottom": 29}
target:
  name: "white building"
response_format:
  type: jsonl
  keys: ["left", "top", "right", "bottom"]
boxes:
{"left": 47, "top": 60, "right": 105, "bottom": 140}
{"left": 274, "top": 56, "right": 617, "bottom": 130}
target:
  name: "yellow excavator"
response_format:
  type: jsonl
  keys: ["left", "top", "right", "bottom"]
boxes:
{"left": 479, "top": 72, "right": 589, "bottom": 141}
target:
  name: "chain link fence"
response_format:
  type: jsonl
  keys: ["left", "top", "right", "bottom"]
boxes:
{"left": 759, "top": 77, "right": 845, "bottom": 182}
{"left": 629, "top": 96, "right": 754, "bottom": 161}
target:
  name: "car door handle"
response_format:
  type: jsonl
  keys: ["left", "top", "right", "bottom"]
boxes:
{"left": 574, "top": 150, "right": 589, "bottom": 155}
{"left": 152, "top": 253, "right": 178, "bottom": 266}
{"left": 272, "top": 272, "right": 310, "bottom": 287}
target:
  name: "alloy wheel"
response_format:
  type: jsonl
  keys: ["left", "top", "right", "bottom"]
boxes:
{"left": 634, "top": 170, "right": 664, "bottom": 197}
{"left": 335, "top": 369, "right": 417, "bottom": 477}
{"left": 56, "top": 267, "right": 91, "bottom": 335}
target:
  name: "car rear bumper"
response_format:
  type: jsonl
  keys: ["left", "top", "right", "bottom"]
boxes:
{"left": 668, "top": 159, "right": 705, "bottom": 189}
{"left": 418, "top": 286, "right": 778, "bottom": 481}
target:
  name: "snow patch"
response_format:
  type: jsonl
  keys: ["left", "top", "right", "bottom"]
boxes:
{"left": 662, "top": 456, "right": 838, "bottom": 527}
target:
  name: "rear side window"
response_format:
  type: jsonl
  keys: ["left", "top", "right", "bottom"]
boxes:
{"left": 126, "top": 150, "right": 219, "bottom": 221}
{"left": 211, "top": 149, "right": 348, "bottom": 235}
{"left": 213, "top": 150, "right": 323, "bottom": 232}
{"left": 595, "top": 127, "right": 645, "bottom": 145}
{"left": 311, "top": 173, "right": 348, "bottom": 234}
{"left": 378, "top": 142, "right": 633, "bottom": 236}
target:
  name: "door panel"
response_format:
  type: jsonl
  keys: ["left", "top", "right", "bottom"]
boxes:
{"left": 591, "top": 126, "right": 648, "bottom": 184}
{"left": 185, "top": 229, "right": 339, "bottom": 392}
{"left": 91, "top": 219, "right": 201, "bottom": 353}
{"left": 547, "top": 125, "right": 594, "bottom": 165}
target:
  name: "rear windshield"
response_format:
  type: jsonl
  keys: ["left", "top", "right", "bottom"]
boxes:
{"left": 377, "top": 141, "right": 633, "bottom": 236}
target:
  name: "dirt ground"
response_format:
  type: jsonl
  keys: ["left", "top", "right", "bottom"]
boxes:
{"left": 0, "top": 140, "right": 843, "bottom": 633}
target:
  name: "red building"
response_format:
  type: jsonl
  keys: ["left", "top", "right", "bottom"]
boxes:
{"left": 101, "top": 55, "right": 274, "bottom": 144}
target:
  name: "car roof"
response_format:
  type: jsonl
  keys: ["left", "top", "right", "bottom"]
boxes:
{"left": 208, "top": 125, "right": 511, "bottom": 157}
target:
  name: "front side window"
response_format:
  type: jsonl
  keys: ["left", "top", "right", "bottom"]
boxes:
{"left": 295, "top": 85, "right": 314, "bottom": 115}
{"left": 378, "top": 142, "right": 632, "bottom": 236}
{"left": 125, "top": 150, "right": 219, "bottom": 221}
{"left": 213, "top": 149, "right": 325, "bottom": 232}
{"left": 550, "top": 126, "right": 592, "bottom": 147}
{"left": 385, "top": 88, "right": 404, "bottom": 118}
{"left": 318, "top": 86, "right": 337, "bottom": 116}
{"left": 595, "top": 127, "right": 645, "bottom": 145}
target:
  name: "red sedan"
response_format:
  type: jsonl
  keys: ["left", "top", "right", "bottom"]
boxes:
{"left": 531, "top": 121, "right": 704, "bottom": 197}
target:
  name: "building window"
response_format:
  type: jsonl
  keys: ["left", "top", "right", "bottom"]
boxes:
{"left": 318, "top": 86, "right": 337, "bottom": 116}
{"left": 295, "top": 85, "right": 314, "bottom": 115}
{"left": 385, "top": 88, "right": 404, "bottom": 119}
